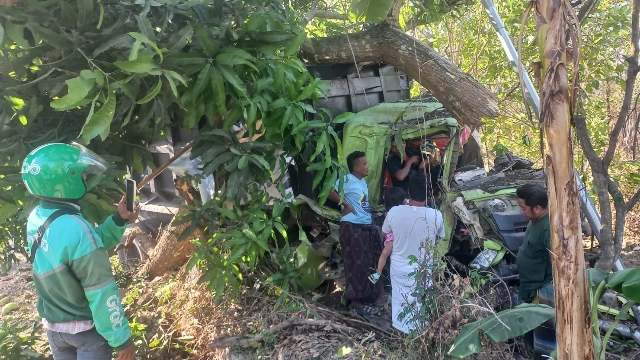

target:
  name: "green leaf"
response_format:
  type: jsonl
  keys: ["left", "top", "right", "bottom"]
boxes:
{"left": 80, "top": 92, "right": 116, "bottom": 143}
{"left": 50, "top": 76, "right": 95, "bottom": 110}
{"left": 164, "top": 73, "right": 178, "bottom": 98}
{"left": 255, "top": 31, "right": 294, "bottom": 43}
{"left": 5, "top": 22, "right": 29, "bottom": 48}
{"left": 60, "top": 1, "right": 78, "bottom": 28}
{"left": 97, "top": 2, "right": 104, "bottom": 29}
{"left": 310, "top": 133, "right": 326, "bottom": 161}
{"left": 587, "top": 268, "right": 607, "bottom": 289}
{"left": 129, "top": 40, "right": 142, "bottom": 61}
{"left": 77, "top": 0, "right": 94, "bottom": 28}
{"left": 26, "top": 23, "right": 73, "bottom": 49}
{"left": 218, "top": 65, "right": 247, "bottom": 94}
{"left": 312, "top": 169, "right": 326, "bottom": 189}
{"left": 167, "top": 26, "right": 194, "bottom": 52}
{"left": 201, "top": 152, "right": 235, "bottom": 176}
{"left": 135, "top": 14, "right": 156, "bottom": 42}
{"left": 193, "top": 64, "right": 213, "bottom": 98}
{"left": 114, "top": 57, "right": 158, "bottom": 73}
{"left": 166, "top": 70, "right": 187, "bottom": 86}
{"left": 211, "top": 66, "right": 227, "bottom": 113}
{"left": 350, "top": 0, "right": 394, "bottom": 23}
{"left": 337, "top": 346, "right": 352, "bottom": 357}
{"left": 164, "top": 53, "right": 207, "bottom": 66}
{"left": 332, "top": 112, "right": 354, "bottom": 124}
{"left": 292, "top": 120, "right": 324, "bottom": 135}
{"left": 448, "top": 304, "right": 555, "bottom": 358}
{"left": 284, "top": 32, "right": 306, "bottom": 57}
{"left": 216, "top": 47, "right": 255, "bottom": 67}
{"left": 215, "top": 205, "right": 237, "bottom": 220}
{"left": 238, "top": 155, "right": 248, "bottom": 169}
{"left": 0, "top": 23, "right": 4, "bottom": 46}
{"left": 93, "top": 34, "right": 134, "bottom": 57}
{"left": 194, "top": 24, "right": 217, "bottom": 57}
{"left": 328, "top": 127, "right": 343, "bottom": 163}
{"left": 128, "top": 32, "right": 163, "bottom": 62}
{"left": 606, "top": 269, "right": 640, "bottom": 302}
{"left": 226, "top": 171, "right": 241, "bottom": 200}
{"left": 136, "top": 78, "right": 162, "bottom": 104}
{"left": 249, "top": 154, "right": 270, "bottom": 171}
{"left": 246, "top": 102, "right": 257, "bottom": 129}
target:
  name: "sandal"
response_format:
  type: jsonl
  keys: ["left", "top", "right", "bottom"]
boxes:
{"left": 351, "top": 304, "right": 381, "bottom": 316}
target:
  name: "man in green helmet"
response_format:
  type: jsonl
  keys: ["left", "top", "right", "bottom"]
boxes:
{"left": 22, "top": 143, "right": 138, "bottom": 360}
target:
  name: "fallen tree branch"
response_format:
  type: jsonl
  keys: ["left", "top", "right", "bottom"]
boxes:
{"left": 301, "top": 22, "right": 499, "bottom": 125}
{"left": 304, "top": 301, "right": 402, "bottom": 341}
{"left": 208, "top": 316, "right": 357, "bottom": 348}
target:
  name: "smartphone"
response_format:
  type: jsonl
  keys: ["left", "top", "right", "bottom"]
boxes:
{"left": 126, "top": 179, "right": 136, "bottom": 212}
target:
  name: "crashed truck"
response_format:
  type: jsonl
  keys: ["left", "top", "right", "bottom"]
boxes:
{"left": 122, "top": 63, "right": 555, "bottom": 292}
{"left": 289, "top": 100, "right": 544, "bottom": 289}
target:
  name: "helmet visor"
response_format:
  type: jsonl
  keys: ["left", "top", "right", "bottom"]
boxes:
{"left": 71, "top": 142, "right": 108, "bottom": 175}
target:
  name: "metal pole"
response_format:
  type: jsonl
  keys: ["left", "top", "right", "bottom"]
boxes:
{"left": 481, "top": 0, "right": 541, "bottom": 118}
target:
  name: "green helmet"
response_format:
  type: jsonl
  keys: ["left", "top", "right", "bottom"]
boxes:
{"left": 22, "top": 143, "right": 108, "bottom": 200}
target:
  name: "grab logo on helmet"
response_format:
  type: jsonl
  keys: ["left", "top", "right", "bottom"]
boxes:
{"left": 21, "top": 159, "right": 40, "bottom": 176}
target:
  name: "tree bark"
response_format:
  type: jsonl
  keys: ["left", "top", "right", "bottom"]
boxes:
{"left": 536, "top": 0, "right": 594, "bottom": 359}
{"left": 301, "top": 23, "right": 499, "bottom": 126}
{"left": 137, "top": 179, "right": 203, "bottom": 278}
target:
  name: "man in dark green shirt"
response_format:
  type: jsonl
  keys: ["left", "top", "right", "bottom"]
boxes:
{"left": 516, "top": 183, "right": 552, "bottom": 302}
{"left": 515, "top": 184, "right": 555, "bottom": 357}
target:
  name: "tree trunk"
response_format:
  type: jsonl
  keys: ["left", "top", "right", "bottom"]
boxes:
{"left": 301, "top": 23, "right": 499, "bottom": 126}
{"left": 536, "top": 0, "right": 594, "bottom": 359}
{"left": 137, "top": 179, "right": 204, "bottom": 278}
{"left": 137, "top": 211, "right": 199, "bottom": 278}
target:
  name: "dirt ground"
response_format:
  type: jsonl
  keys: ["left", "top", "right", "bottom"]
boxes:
{"left": 3, "top": 210, "right": 640, "bottom": 359}
{"left": 0, "top": 259, "right": 51, "bottom": 355}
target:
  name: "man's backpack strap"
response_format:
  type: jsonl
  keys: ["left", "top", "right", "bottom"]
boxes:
{"left": 29, "top": 209, "right": 78, "bottom": 264}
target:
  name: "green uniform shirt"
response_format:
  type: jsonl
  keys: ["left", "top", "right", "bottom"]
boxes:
{"left": 27, "top": 199, "right": 132, "bottom": 351}
{"left": 516, "top": 213, "right": 552, "bottom": 302}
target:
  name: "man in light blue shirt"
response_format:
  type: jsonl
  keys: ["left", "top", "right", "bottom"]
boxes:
{"left": 328, "top": 151, "right": 386, "bottom": 315}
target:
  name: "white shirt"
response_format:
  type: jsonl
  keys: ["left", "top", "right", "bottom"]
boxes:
{"left": 382, "top": 205, "right": 445, "bottom": 276}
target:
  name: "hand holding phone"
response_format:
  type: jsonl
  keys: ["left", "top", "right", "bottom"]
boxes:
{"left": 126, "top": 179, "right": 136, "bottom": 212}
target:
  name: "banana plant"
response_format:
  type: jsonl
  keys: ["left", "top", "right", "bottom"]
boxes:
{"left": 588, "top": 268, "right": 640, "bottom": 360}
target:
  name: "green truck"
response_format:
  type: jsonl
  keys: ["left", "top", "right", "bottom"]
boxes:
{"left": 293, "top": 98, "right": 542, "bottom": 289}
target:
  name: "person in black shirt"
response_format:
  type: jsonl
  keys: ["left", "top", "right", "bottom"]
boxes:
{"left": 386, "top": 140, "right": 420, "bottom": 192}
{"left": 406, "top": 139, "right": 441, "bottom": 198}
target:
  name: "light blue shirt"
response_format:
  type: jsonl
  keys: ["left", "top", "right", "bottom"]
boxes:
{"left": 335, "top": 174, "right": 372, "bottom": 224}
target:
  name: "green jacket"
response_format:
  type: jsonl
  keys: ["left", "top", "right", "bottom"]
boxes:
{"left": 516, "top": 213, "right": 552, "bottom": 302}
{"left": 27, "top": 199, "right": 132, "bottom": 351}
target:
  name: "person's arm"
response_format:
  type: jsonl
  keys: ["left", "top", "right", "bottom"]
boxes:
{"left": 436, "top": 210, "right": 446, "bottom": 239}
{"left": 377, "top": 236, "right": 393, "bottom": 274}
{"left": 328, "top": 188, "right": 356, "bottom": 216}
{"left": 543, "top": 227, "right": 551, "bottom": 250}
{"left": 393, "top": 156, "right": 420, "bottom": 181}
{"left": 95, "top": 196, "right": 140, "bottom": 250}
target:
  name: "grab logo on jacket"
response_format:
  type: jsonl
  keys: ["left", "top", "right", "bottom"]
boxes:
{"left": 106, "top": 295, "right": 124, "bottom": 330}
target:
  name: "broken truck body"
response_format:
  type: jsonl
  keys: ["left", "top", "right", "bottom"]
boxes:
{"left": 293, "top": 100, "right": 541, "bottom": 289}
{"left": 129, "top": 64, "right": 539, "bottom": 289}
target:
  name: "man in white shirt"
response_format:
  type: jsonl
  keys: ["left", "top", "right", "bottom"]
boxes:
{"left": 378, "top": 172, "right": 445, "bottom": 333}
